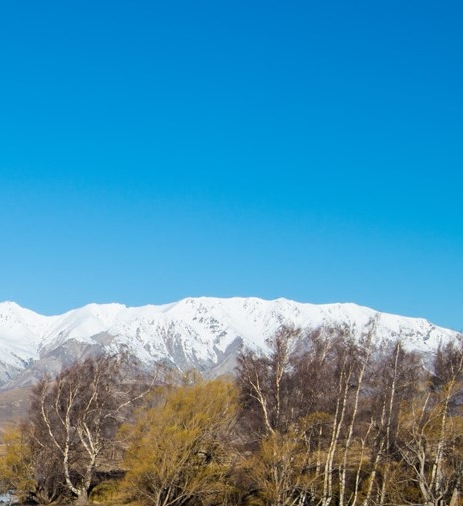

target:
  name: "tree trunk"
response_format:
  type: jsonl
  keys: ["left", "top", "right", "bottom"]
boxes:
{"left": 74, "top": 488, "right": 90, "bottom": 505}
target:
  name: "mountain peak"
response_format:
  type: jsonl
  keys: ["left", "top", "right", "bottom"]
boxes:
{"left": 0, "top": 297, "right": 459, "bottom": 389}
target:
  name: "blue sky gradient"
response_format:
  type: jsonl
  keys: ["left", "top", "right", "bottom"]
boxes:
{"left": 1, "top": 1, "right": 462, "bottom": 330}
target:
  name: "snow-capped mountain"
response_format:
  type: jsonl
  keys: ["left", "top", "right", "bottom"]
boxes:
{"left": 0, "top": 297, "right": 459, "bottom": 389}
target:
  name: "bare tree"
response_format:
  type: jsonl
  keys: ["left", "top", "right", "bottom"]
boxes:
{"left": 360, "top": 340, "right": 422, "bottom": 506}
{"left": 236, "top": 326, "right": 301, "bottom": 436}
{"left": 396, "top": 339, "right": 463, "bottom": 506}
{"left": 237, "top": 326, "right": 463, "bottom": 506}
{"left": 28, "top": 354, "right": 150, "bottom": 504}
{"left": 237, "top": 324, "right": 376, "bottom": 506}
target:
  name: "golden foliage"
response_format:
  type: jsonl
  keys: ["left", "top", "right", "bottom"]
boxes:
{"left": 0, "top": 426, "right": 36, "bottom": 501}
{"left": 121, "top": 378, "right": 238, "bottom": 506}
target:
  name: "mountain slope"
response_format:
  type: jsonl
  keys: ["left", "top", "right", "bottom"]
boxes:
{"left": 0, "top": 297, "right": 459, "bottom": 389}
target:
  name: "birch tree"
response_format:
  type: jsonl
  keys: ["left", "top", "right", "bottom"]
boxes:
{"left": 397, "top": 340, "right": 463, "bottom": 506}
{"left": 361, "top": 341, "right": 422, "bottom": 506}
{"left": 236, "top": 326, "right": 301, "bottom": 436}
{"left": 29, "top": 354, "right": 149, "bottom": 505}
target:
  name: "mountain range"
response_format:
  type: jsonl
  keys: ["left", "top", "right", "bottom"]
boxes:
{"left": 0, "top": 297, "right": 460, "bottom": 392}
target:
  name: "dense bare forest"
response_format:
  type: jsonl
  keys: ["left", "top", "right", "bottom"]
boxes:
{"left": 1, "top": 326, "right": 463, "bottom": 506}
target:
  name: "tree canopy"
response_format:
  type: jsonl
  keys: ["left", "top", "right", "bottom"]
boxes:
{"left": 1, "top": 328, "right": 463, "bottom": 506}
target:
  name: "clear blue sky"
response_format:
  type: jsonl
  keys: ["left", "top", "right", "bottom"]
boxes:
{"left": 0, "top": 0, "right": 462, "bottom": 330}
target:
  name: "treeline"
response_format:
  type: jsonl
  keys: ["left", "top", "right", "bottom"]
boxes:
{"left": 1, "top": 325, "right": 463, "bottom": 506}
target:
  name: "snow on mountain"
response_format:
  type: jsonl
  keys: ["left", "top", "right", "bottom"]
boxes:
{"left": 39, "top": 303, "right": 128, "bottom": 353}
{"left": 0, "top": 302, "right": 56, "bottom": 367}
{"left": 0, "top": 297, "right": 459, "bottom": 387}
